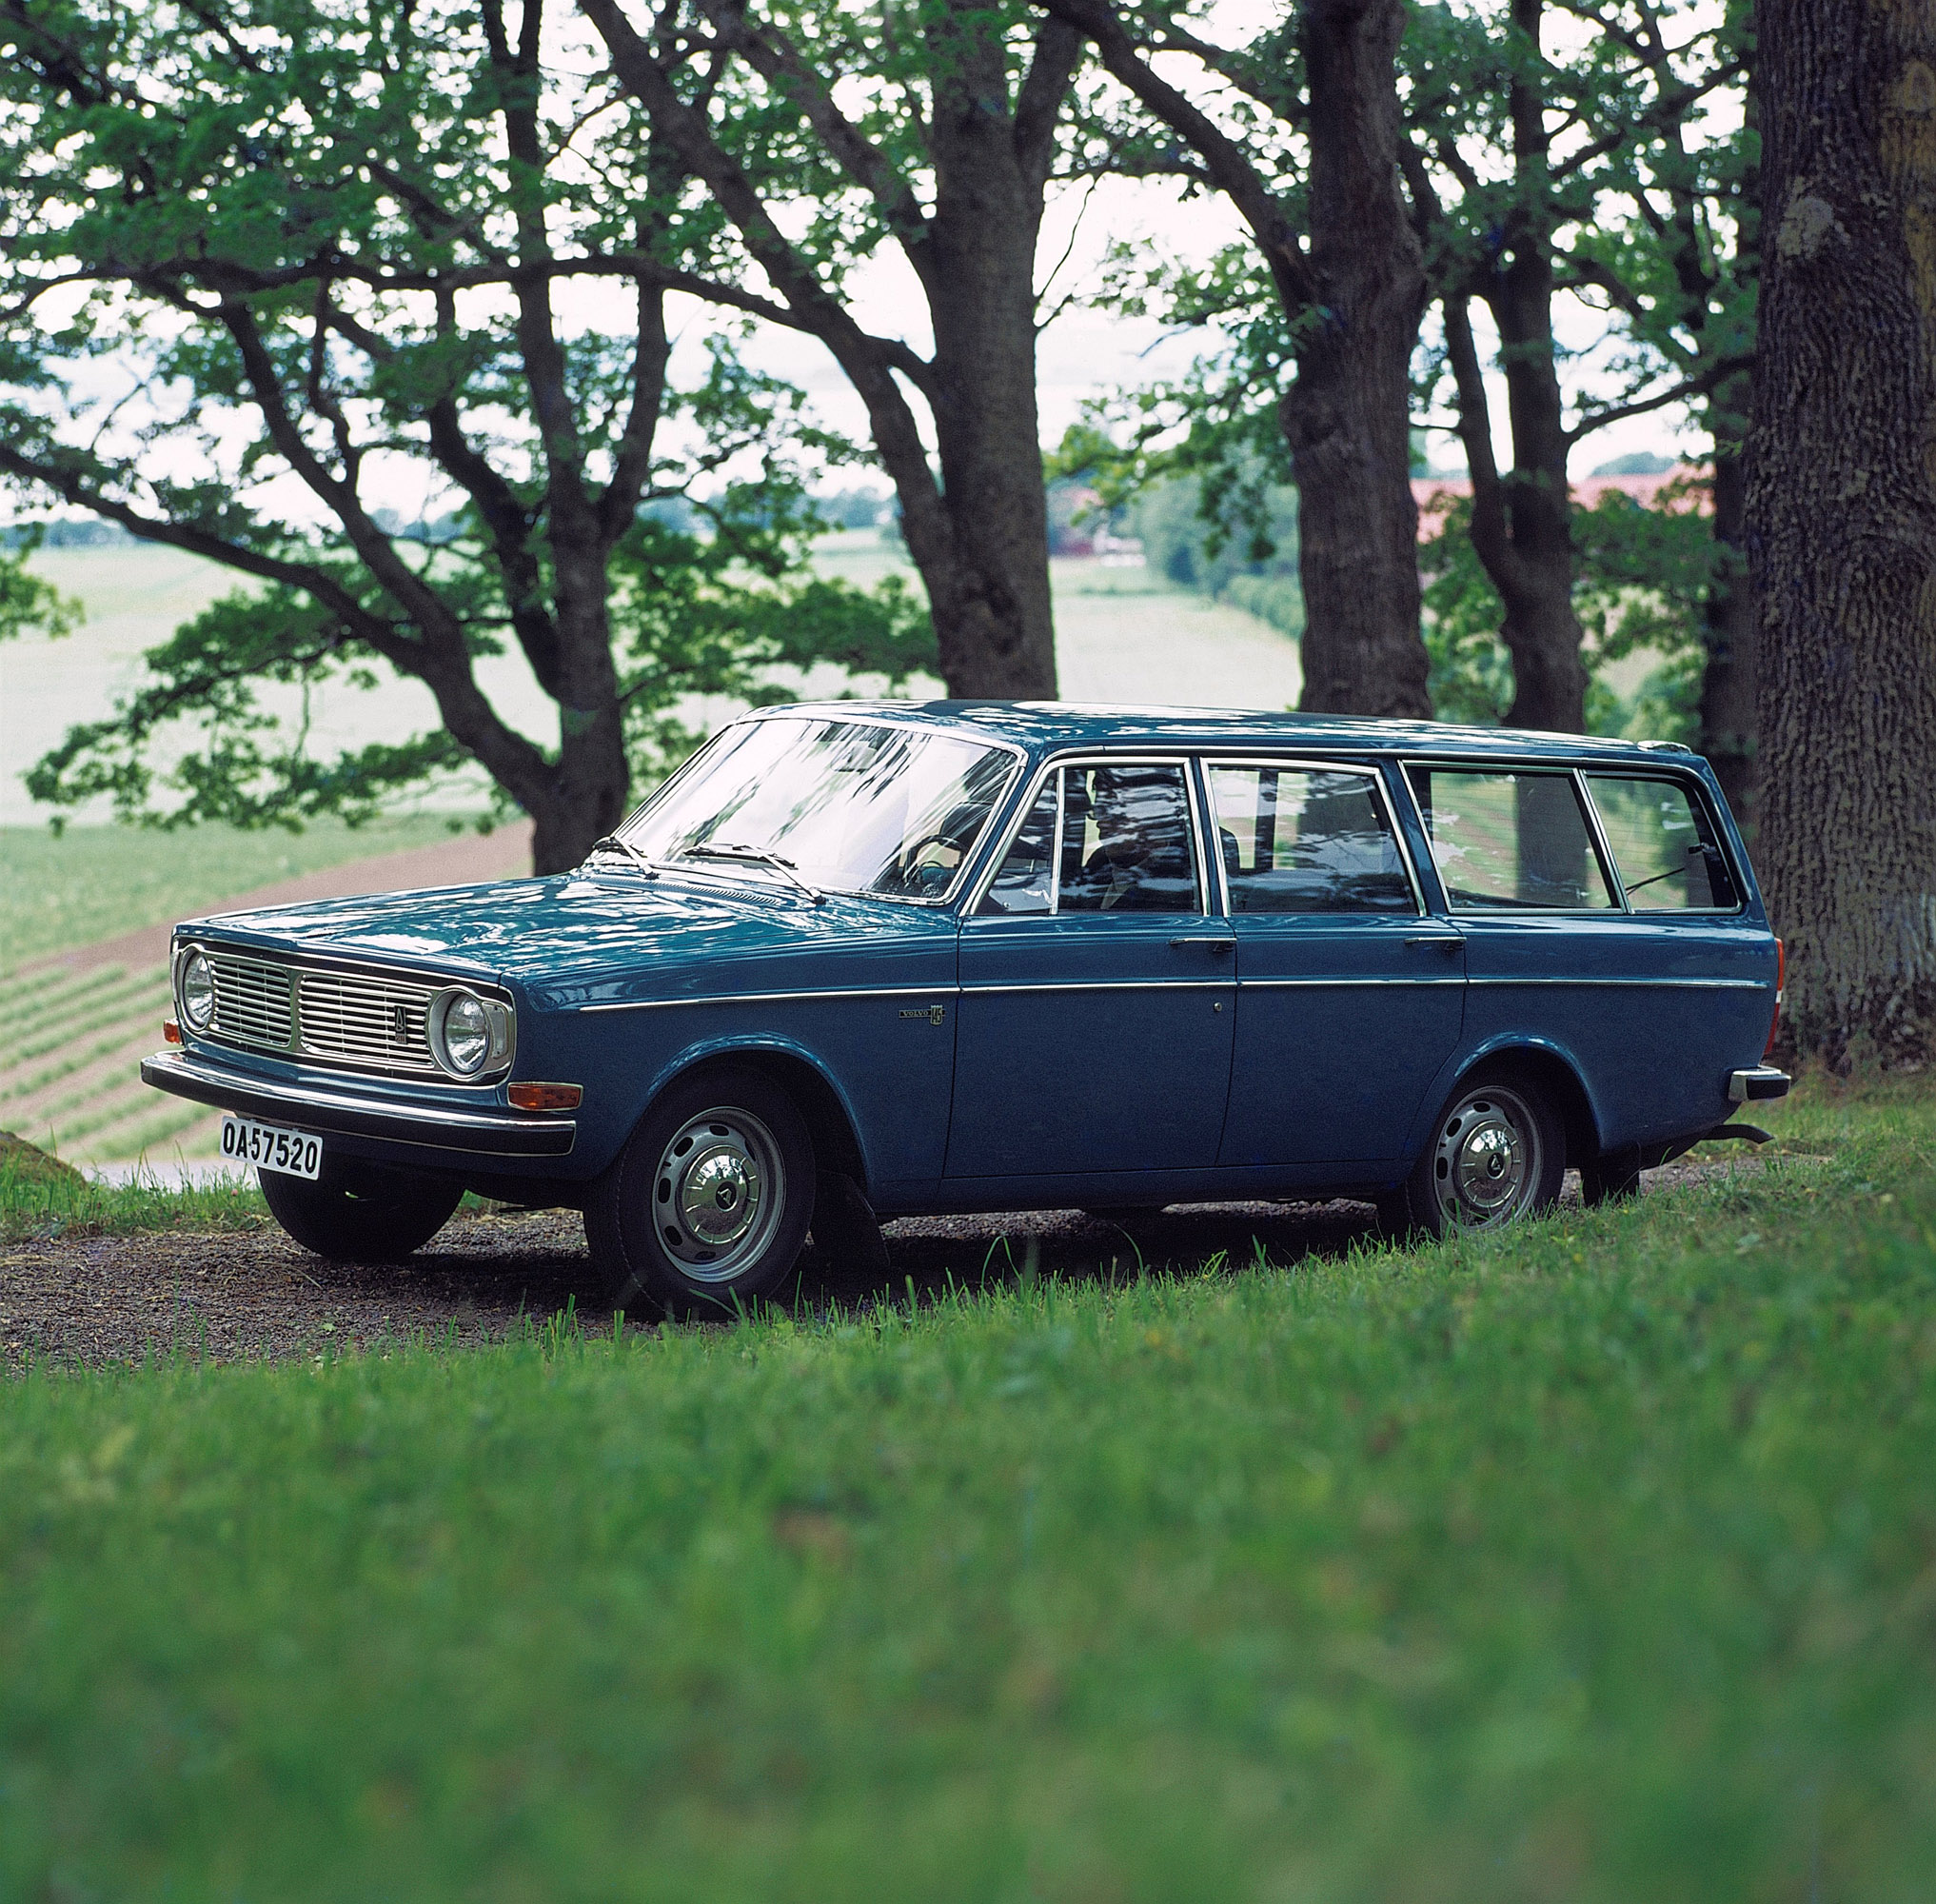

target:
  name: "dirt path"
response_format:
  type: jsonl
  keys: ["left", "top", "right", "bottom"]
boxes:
{"left": 0, "top": 1159, "right": 1764, "bottom": 1370}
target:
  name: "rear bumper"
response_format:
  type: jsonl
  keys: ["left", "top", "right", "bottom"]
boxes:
{"left": 141, "top": 1049, "right": 576, "bottom": 1159}
{"left": 1729, "top": 1065, "right": 1791, "bottom": 1103}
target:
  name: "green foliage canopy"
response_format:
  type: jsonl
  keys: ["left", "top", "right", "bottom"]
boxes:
{"left": 0, "top": 0, "right": 930, "bottom": 857}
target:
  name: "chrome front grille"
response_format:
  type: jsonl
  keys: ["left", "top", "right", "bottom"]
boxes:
{"left": 208, "top": 953, "right": 296, "bottom": 1050}
{"left": 295, "top": 969, "right": 435, "bottom": 1071}
{"left": 204, "top": 949, "right": 443, "bottom": 1077}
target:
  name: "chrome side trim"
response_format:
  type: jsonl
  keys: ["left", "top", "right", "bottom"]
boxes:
{"left": 1464, "top": 976, "right": 1768, "bottom": 990}
{"left": 581, "top": 983, "right": 959, "bottom": 1014}
{"left": 960, "top": 980, "right": 1233, "bottom": 996}
{"left": 1236, "top": 977, "right": 1467, "bottom": 989}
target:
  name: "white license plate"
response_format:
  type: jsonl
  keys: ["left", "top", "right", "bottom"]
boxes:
{"left": 220, "top": 1117, "right": 323, "bottom": 1180}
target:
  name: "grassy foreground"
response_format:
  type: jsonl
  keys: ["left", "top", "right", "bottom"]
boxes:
{"left": 3, "top": 1083, "right": 1934, "bottom": 1900}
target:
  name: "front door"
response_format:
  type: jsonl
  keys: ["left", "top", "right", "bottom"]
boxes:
{"left": 1205, "top": 761, "right": 1467, "bottom": 1168}
{"left": 945, "top": 760, "right": 1236, "bottom": 1179}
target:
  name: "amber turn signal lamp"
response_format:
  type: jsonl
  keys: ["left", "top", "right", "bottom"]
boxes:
{"left": 507, "top": 1081, "right": 583, "bottom": 1112}
{"left": 163, "top": 1020, "right": 183, "bottom": 1045}
{"left": 1764, "top": 938, "right": 1785, "bottom": 1059}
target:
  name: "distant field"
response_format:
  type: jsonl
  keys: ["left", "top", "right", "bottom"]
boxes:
{"left": 4, "top": 538, "right": 1302, "bottom": 824}
{"left": 0, "top": 814, "right": 479, "bottom": 975}
{"left": 0, "top": 817, "right": 502, "bottom": 1166}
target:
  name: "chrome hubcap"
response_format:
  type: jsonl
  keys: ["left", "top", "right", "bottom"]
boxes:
{"left": 654, "top": 1108, "right": 783, "bottom": 1282}
{"left": 1432, "top": 1087, "right": 1540, "bottom": 1229}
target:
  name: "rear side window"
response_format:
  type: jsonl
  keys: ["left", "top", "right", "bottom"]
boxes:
{"left": 1206, "top": 765, "right": 1415, "bottom": 913}
{"left": 1585, "top": 775, "right": 1741, "bottom": 910}
{"left": 1405, "top": 767, "right": 1617, "bottom": 910}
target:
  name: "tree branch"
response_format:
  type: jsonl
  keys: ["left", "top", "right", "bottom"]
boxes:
{"left": 1037, "top": 0, "right": 1314, "bottom": 311}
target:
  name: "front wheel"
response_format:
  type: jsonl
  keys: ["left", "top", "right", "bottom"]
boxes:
{"left": 1380, "top": 1073, "right": 1566, "bottom": 1240}
{"left": 259, "top": 1160, "right": 464, "bottom": 1260}
{"left": 587, "top": 1066, "right": 816, "bottom": 1319}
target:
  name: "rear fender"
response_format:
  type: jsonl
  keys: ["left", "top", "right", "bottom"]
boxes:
{"left": 1405, "top": 1034, "right": 1607, "bottom": 1173}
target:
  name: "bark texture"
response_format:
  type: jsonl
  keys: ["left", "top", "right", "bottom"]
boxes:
{"left": 1747, "top": 0, "right": 1936, "bottom": 1058}
{"left": 1283, "top": 0, "right": 1432, "bottom": 717}
{"left": 1697, "top": 374, "right": 1759, "bottom": 826}
{"left": 919, "top": 5, "right": 1063, "bottom": 696}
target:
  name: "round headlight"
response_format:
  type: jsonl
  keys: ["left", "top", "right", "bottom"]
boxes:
{"left": 434, "top": 990, "right": 492, "bottom": 1076}
{"left": 179, "top": 948, "right": 215, "bottom": 1031}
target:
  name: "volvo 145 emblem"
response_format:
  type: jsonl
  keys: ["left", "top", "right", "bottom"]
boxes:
{"left": 899, "top": 1003, "right": 946, "bottom": 1025}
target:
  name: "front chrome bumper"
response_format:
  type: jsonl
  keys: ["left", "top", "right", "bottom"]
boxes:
{"left": 1729, "top": 1065, "right": 1792, "bottom": 1103}
{"left": 142, "top": 1049, "right": 576, "bottom": 1158}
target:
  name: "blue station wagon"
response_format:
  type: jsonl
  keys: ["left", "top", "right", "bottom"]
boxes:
{"left": 144, "top": 704, "right": 1790, "bottom": 1315}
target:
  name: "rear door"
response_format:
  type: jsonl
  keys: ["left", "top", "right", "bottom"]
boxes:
{"left": 1207, "top": 759, "right": 1466, "bottom": 1169}
{"left": 945, "top": 757, "right": 1237, "bottom": 1179}
{"left": 1402, "top": 762, "right": 1771, "bottom": 1148}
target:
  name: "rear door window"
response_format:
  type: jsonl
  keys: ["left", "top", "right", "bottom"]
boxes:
{"left": 1584, "top": 775, "right": 1741, "bottom": 910}
{"left": 1405, "top": 767, "right": 1617, "bottom": 910}
{"left": 1206, "top": 765, "right": 1416, "bottom": 913}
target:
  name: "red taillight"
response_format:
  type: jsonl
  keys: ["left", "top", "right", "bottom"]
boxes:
{"left": 1764, "top": 938, "right": 1784, "bottom": 1059}
{"left": 163, "top": 1020, "right": 183, "bottom": 1045}
{"left": 507, "top": 1081, "right": 583, "bottom": 1113}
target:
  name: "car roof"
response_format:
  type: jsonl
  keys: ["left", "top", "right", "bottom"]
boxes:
{"left": 746, "top": 700, "right": 1699, "bottom": 767}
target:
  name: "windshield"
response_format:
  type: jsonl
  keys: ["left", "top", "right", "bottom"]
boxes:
{"left": 622, "top": 717, "right": 1019, "bottom": 902}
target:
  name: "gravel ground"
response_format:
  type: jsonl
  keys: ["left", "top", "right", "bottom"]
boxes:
{"left": 0, "top": 1158, "right": 1764, "bottom": 1372}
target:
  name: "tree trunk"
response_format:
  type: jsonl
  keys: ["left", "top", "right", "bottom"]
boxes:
{"left": 1284, "top": 0, "right": 1431, "bottom": 719}
{"left": 1697, "top": 371, "right": 1758, "bottom": 828}
{"left": 920, "top": 6, "right": 1059, "bottom": 698}
{"left": 1747, "top": 0, "right": 1936, "bottom": 1060}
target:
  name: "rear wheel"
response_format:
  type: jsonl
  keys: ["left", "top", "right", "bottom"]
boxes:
{"left": 1380, "top": 1073, "right": 1565, "bottom": 1240}
{"left": 588, "top": 1066, "right": 816, "bottom": 1319}
{"left": 259, "top": 1160, "right": 464, "bottom": 1261}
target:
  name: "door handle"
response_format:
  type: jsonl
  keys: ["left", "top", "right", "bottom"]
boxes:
{"left": 1404, "top": 934, "right": 1465, "bottom": 951}
{"left": 1170, "top": 936, "right": 1235, "bottom": 953}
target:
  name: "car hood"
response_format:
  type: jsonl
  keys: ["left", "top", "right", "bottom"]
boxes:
{"left": 188, "top": 869, "right": 957, "bottom": 1000}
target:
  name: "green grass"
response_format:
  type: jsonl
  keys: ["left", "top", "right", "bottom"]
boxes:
{"left": 0, "top": 1150, "right": 268, "bottom": 1243}
{"left": 3, "top": 1080, "right": 1934, "bottom": 1898}
{"left": 0, "top": 814, "right": 483, "bottom": 973}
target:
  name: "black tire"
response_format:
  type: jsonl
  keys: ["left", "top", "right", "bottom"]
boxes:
{"left": 810, "top": 1170, "right": 891, "bottom": 1279}
{"left": 1581, "top": 1153, "right": 1644, "bottom": 1205}
{"left": 259, "top": 1159, "right": 464, "bottom": 1261}
{"left": 587, "top": 1065, "right": 817, "bottom": 1319}
{"left": 1381, "top": 1069, "right": 1567, "bottom": 1240}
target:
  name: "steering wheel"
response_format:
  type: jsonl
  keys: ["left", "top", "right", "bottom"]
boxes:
{"left": 892, "top": 829, "right": 961, "bottom": 893}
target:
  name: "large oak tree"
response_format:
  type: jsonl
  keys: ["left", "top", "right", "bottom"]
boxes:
{"left": 1037, "top": 0, "right": 1432, "bottom": 718}
{"left": 0, "top": 0, "right": 925, "bottom": 871}
{"left": 580, "top": 0, "right": 1086, "bottom": 698}
{"left": 1747, "top": 0, "right": 1936, "bottom": 1059}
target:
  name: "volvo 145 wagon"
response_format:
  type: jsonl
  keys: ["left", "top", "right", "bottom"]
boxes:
{"left": 145, "top": 704, "right": 1789, "bottom": 1315}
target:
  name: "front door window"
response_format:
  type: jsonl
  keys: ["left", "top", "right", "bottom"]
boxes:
{"left": 978, "top": 763, "right": 1202, "bottom": 917}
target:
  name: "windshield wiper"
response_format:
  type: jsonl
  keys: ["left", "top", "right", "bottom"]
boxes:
{"left": 586, "top": 834, "right": 661, "bottom": 879}
{"left": 683, "top": 842, "right": 824, "bottom": 904}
